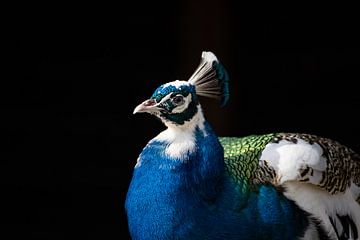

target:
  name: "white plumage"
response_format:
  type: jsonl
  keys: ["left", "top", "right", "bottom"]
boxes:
{"left": 260, "top": 135, "right": 360, "bottom": 239}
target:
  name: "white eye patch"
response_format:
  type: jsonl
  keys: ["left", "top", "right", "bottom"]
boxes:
{"left": 171, "top": 94, "right": 192, "bottom": 113}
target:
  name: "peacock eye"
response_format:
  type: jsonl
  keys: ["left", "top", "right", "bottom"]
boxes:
{"left": 171, "top": 95, "right": 184, "bottom": 105}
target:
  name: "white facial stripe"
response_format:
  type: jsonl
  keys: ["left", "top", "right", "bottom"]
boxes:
{"left": 157, "top": 93, "right": 173, "bottom": 105}
{"left": 156, "top": 89, "right": 192, "bottom": 114}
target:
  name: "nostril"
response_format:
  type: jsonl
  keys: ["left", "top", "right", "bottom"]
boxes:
{"left": 144, "top": 99, "right": 156, "bottom": 106}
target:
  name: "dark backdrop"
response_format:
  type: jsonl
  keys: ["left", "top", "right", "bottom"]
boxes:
{"left": 4, "top": 2, "right": 360, "bottom": 239}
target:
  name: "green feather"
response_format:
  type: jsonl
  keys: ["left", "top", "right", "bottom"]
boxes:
{"left": 219, "top": 134, "right": 277, "bottom": 195}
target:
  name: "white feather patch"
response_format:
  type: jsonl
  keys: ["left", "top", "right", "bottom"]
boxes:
{"left": 284, "top": 181, "right": 360, "bottom": 239}
{"left": 157, "top": 127, "right": 196, "bottom": 159}
{"left": 260, "top": 138, "right": 360, "bottom": 237}
{"left": 260, "top": 139, "right": 327, "bottom": 184}
{"left": 155, "top": 105, "right": 206, "bottom": 159}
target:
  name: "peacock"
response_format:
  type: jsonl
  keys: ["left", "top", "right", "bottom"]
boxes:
{"left": 125, "top": 51, "right": 360, "bottom": 240}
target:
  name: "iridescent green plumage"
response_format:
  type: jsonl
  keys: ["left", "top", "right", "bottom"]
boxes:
{"left": 219, "top": 134, "right": 277, "bottom": 195}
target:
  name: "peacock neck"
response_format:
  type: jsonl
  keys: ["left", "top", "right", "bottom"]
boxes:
{"left": 126, "top": 111, "right": 225, "bottom": 239}
{"left": 141, "top": 108, "right": 225, "bottom": 194}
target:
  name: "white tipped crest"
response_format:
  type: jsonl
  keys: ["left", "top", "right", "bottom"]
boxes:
{"left": 201, "top": 51, "right": 218, "bottom": 63}
{"left": 187, "top": 51, "right": 229, "bottom": 107}
{"left": 188, "top": 51, "right": 218, "bottom": 86}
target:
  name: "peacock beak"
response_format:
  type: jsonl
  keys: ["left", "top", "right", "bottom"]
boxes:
{"left": 133, "top": 99, "right": 159, "bottom": 114}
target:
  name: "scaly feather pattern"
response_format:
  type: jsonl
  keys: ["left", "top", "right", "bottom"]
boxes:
{"left": 219, "top": 134, "right": 276, "bottom": 207}
{"left": 220, "top": 133, "right": 360, "bottom": 239}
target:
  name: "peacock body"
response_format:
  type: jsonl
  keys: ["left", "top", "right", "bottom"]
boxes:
{"left": 125, "top": 52, "right": 360, "bottom": 239}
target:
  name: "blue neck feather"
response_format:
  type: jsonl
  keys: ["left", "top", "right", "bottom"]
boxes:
{"left": 125, "top": 121, "right": 309, "bottom": 239}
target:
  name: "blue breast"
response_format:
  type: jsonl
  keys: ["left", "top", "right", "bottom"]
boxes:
{"left": 125, "top": 122, "right": 310, "bottom": 239}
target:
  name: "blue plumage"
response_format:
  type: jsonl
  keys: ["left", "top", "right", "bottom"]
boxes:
{"left": 125, "top": 122, "right": 309, "bottom": 239}
{"left": 126, "top": 51, "right": 360, "bottom": 239}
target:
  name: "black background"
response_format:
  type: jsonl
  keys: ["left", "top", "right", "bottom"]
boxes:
{"left": 4, "top": 2, "right": 360, "bottom": 239}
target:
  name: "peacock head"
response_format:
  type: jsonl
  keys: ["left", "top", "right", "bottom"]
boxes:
{"left": 133, "top": 51, "right": 230, "bottom": 127}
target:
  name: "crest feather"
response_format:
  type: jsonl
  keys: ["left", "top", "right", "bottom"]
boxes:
{"left": 188, "top": 51, "right": 230, "bottom": 107}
